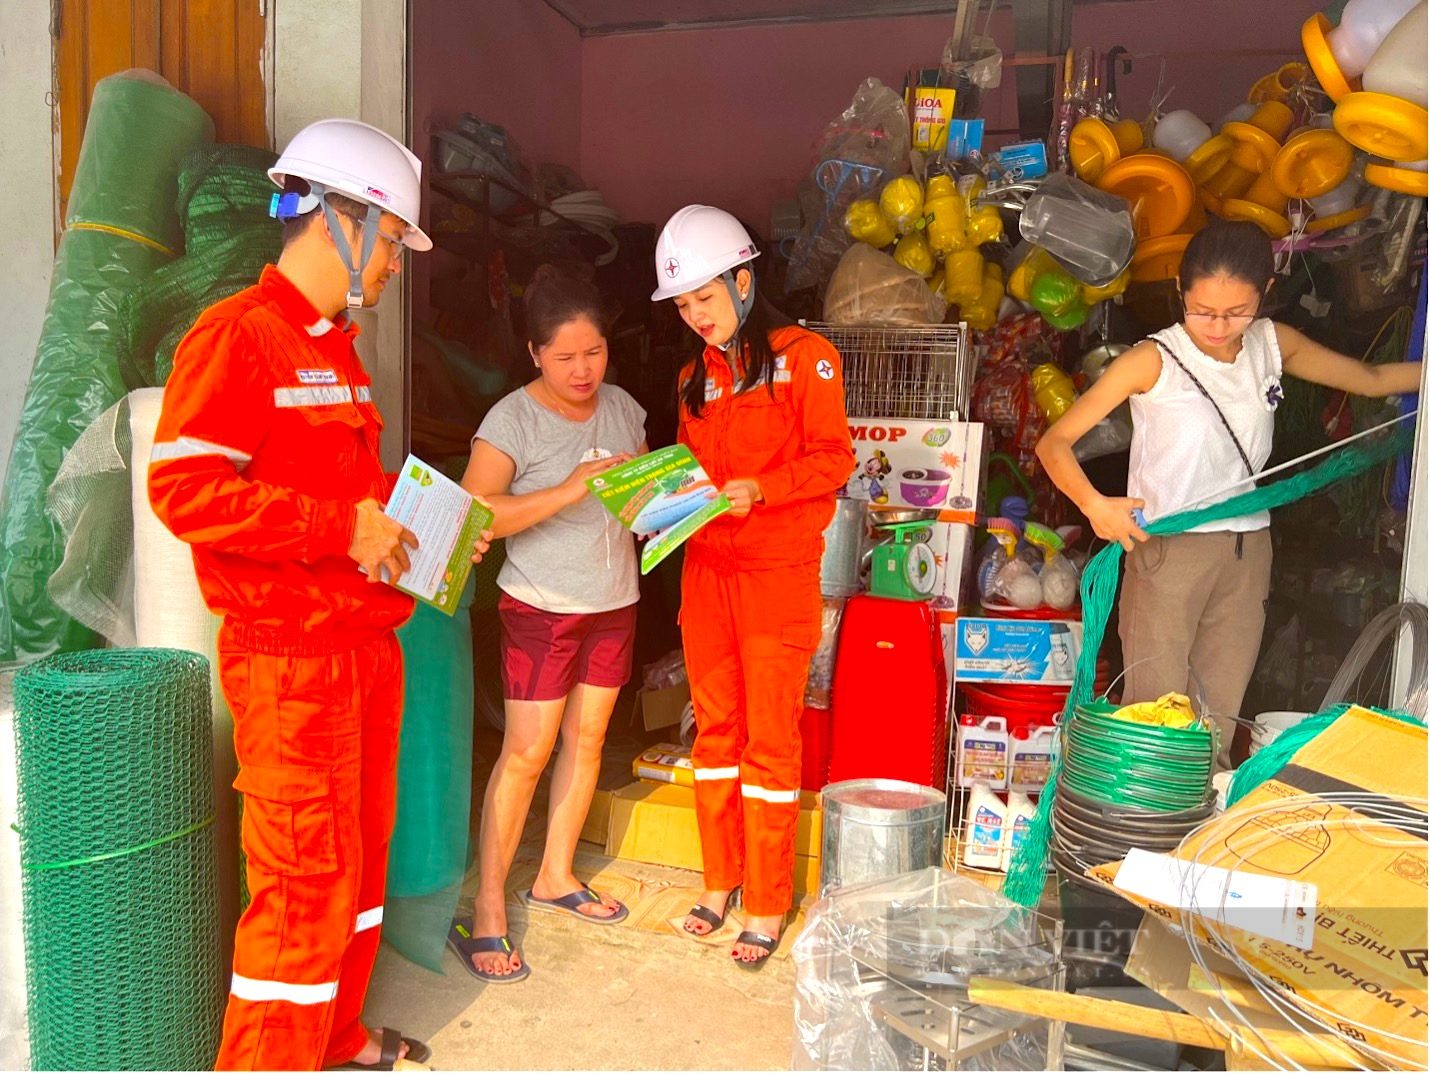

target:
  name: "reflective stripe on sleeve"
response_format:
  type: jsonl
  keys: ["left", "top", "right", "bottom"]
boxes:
{"left": 150, "top": 436, "right": 253, "bottom": 468}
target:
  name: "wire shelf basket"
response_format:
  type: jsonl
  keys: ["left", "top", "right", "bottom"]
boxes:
{"left": 805, "top": 321, "right": 974, "bottom": 422}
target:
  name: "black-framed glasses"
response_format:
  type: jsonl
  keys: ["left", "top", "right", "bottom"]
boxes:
{"left": 1182, "top": 303, "right": 1259, "bottom": 330}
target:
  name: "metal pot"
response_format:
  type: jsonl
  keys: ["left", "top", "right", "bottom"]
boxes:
{"left": 1080, "top": 341, "right": 1130, "bottom": 384}
{"left": 819, "top": 497, "right": 870, "bottom": 598}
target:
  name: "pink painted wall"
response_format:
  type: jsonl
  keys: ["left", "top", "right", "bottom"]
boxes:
{"left": 579, "top": 0, "right": 1322, "bottom": 229}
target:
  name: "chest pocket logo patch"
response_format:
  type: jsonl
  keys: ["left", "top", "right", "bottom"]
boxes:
{"left": 297, "top": 368, "right": 339, "bottom": 385}
{"left": 815, "top": 359, "right": 835, "bottom": 381}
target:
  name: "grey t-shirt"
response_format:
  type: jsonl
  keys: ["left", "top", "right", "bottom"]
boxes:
{"left": 476, "top": 384, "right": 646, "bottom": 614}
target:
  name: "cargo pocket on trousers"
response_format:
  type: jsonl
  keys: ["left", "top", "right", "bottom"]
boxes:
{"left": 233, "top": 764, "right": 340, "bottom": 877}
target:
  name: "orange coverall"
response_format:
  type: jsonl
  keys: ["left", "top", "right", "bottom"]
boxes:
{"left": 678, "top": 324, "right": 854, "bottom": 916}
{"left": 149, "top": 266, "right": 414, "bottom": 1071}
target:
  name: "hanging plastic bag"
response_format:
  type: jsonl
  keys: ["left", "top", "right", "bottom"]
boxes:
{"left": 1018, "top": 173, "right": 1136, "bottom": 286}
{"left": 824, "top": 244, "right": 947, "bottom": 325}
{"left": 1040, "top": 552, "right": 1081, "bottom": 610}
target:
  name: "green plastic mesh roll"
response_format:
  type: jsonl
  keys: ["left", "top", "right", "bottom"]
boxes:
{"left": 14, "top": 648, "right": 224, "bottom": 1070}
{"left": 1003, "top": 424, "right": 1414, "bottom": 907}
{"left": 0, "top": 71, "right": 213, "bottom": 662}
{"left": 117, "top": 144, "right": 283, "bottom": 390}
{"left": 385, "top": 579, "right": 476, "bottom": 972}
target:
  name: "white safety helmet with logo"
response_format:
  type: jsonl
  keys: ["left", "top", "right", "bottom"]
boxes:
{"left": 651, "top": 204, "right": 761, "bottom": 332}
{"left": 269, "top": 118, "right": 433, "bottom": 308}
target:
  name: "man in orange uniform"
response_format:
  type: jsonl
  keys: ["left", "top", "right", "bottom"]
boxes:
{"left": 150, "top": 119, "right": 484, "bottom": 1071}
{"left": 652, "top": 206, "right": 854, "bottom": 966}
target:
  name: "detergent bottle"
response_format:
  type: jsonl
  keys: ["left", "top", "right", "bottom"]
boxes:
{"left": 963, "top": 781, "right": 1007, "bottom": 870}
{"left": 1010, "top": 724, "right": 1059, "bottom": 794}
{"left": 956, "top": 714, "right": 1010, "bottom": 789}
{"left": 1000, "top": 791, "right": 1038, "bottom": 872}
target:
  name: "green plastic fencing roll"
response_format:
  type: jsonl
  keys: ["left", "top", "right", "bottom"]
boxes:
{"left": 117, "top": 144, "right": 284, "bottom": 390}
{"left": 14, "top": 648, "right": 224, "bottom": 1070}
{"left": 0, "top": 71, "right": 213, "bottom": 662}
{"left": 385, "top": 578, "right": 477, "bottom": 972}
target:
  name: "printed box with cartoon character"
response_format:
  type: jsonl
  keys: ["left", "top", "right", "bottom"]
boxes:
{"left": 845, "top": 418, "right": 987, "bottom": 523}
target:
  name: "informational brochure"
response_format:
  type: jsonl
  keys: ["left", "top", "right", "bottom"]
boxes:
{"left": 378, "top": 455, "right": 494, "bottom": 615}
{"left": 585, "top": 444, "right": 731, "bottom": 575}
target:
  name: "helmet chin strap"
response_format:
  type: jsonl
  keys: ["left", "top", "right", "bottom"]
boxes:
{"left": 272, "top": 182, "right": 381, "bottom": 309}
{"left": 717, "top": 268, "right": 756, "bottom": 352}
{"left": 321, "top": 197, "right": 382, "bottom": 309}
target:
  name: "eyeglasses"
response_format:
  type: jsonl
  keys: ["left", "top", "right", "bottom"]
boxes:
{"left": 335, "top": 209, "right": 407, "bottom": 260}
{"left": 1182, "top": 305, "right": 1258, "bottom": 329}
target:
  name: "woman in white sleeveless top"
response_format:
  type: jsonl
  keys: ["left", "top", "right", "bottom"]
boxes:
{"left": 1038, "top": 221, "right": 1421, "bottom": 768}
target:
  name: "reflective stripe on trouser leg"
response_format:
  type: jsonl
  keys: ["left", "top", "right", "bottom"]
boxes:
{"left": 737, "top": 562, "right": 821, "bottom": 918}
{"left": 682, "top": 560, "right": 747, "bottom": 893}
{"left": 217, "top": 643, "right": 366, "bottom": 1072}
{"left": 323, "top": 634, "right": 405, "bottom": 1067}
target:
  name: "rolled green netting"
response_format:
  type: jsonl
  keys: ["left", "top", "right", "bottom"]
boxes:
{"left": 0, "top": 70, "right": 213, "bottom": 662}
{"left": 117, "top": 144, "right": 283, "bottom": 390}
{"left": 1003, "top": 424, "right": 1416, "bottom": 907}
{"left": 14, "top": 648, "right": 224, "bottom": 1070}
{"left": 385, "top": 578, "right": 477, "bottom": 972}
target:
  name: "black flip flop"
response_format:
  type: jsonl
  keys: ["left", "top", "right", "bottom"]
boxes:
{"left": 683, "top": 885, "right": 741, "bottom": 937}
{"left": 446, "top": 920, "right": 531, "bottom": 984}
{"left": 732, "top": 929, "right": 782, "bottom": 970}
{"left": 524, "top": 886, "right": 629, "bottom": 926}
{"left": 330, "top": 1026, "right": 431, "bottom": 1070}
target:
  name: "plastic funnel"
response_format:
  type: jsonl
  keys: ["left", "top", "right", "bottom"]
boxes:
{"left": 1334, "top": 90, "right": 1430, "bottom": 160}
{"left": 1131, "top": 233, "right": 1193, "bottom": 282}
{"left": 1365, "top": 159, "right": 1430, "bottom": 194}
{"left": 1272, "top": 129, "right": 1357, "bottom": 197}
{"left": 1070, "top": 117, "right": 1122, "bottom": 182}
{"left": 1097, "top": 155, "right": 1196, "bottom": 238}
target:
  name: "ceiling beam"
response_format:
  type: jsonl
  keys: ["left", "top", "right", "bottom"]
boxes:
{"left": 540, "top": 1, "right": 969, "bottom": 38}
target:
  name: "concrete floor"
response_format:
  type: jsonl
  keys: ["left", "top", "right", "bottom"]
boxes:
{"left": 364, "top": 847, "right": 802, "bottom": 1071}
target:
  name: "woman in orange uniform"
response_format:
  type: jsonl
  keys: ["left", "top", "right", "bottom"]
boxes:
{"left": 650, "top": 206, "right": 853, "bottom": 968}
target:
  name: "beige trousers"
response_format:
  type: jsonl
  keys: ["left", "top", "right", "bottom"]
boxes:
{"left": 1119, "top": 529, "right": 1273, "bottom": 770}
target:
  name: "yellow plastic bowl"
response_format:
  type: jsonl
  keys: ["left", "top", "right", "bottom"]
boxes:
{"left": 1098, "top": 155, "right": 1197, "bottom": 239}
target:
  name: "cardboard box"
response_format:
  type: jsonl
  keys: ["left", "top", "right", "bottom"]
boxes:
{"left": 580, "top": 738, "right": 649, "bottom": 846}
{"left": 1088, "top": 707, "right": 1429, "bottom": 1070}
{"left": 633, "top": 743, "right": 694, "bottom": 788}
{"left": 953, "top": 617, "right": 1083, "bottom": 684}
{"left": 632, "top": 681, "right": 690, "bottom": 732}
{"left": 846, "top": 419, "right": 987, "bottom": 524}
{"left": 794, "top": 853, "right": 820, "bottom": 896}
{"left": 606, "top": 782, "right": 822, "bottom": 873}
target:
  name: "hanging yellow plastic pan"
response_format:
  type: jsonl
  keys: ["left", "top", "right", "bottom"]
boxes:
{"left": 1334, "top": 91, "right": 1430, "bottom": 162}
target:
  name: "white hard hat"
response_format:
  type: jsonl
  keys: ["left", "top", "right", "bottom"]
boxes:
{"left": 270, "top": 118, "right": 432, "bottom": 252}
{"left": 651, "top": 205, "right": 760, "bottom": 301}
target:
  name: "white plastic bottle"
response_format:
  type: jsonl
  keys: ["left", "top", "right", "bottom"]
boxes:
{"left": 956, "top": 715, "right": 1010, "bottom": 790}
{"left": 963, "top": 781, "right": 1007, "bottom": 870}
{"left": 1010, "top": 725, "right": 1059, "bottom": 794}
{"left": 1000, "top": 791, "right": 1037, "bottom": 872}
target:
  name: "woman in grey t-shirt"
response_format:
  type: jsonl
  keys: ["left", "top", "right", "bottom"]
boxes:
{"left": 451, "top": 266, "right": 647, "bottom": 984}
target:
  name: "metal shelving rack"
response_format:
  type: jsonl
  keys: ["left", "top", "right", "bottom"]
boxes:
{"left": 803, "top": 321, "right": 974, "bottom": 422}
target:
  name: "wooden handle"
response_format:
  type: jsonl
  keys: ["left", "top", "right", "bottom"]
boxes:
{"left": 966, "top": 977, "right": 1364, "bottom": 1069}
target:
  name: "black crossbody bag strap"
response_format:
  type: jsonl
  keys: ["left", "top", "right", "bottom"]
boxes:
{"left": 1153, "top": 342, "right": 1255, "bottom": 477}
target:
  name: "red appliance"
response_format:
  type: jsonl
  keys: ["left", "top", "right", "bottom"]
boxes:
{"left": 829, "top": 595, "right": 948, "bottom": 789}
{"left": 799, "top": 706, "right": 833, "bottom": 792}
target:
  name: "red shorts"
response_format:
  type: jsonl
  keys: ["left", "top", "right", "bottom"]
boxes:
{"left": 499, "top": 593, "right": 637, "bottom": 702}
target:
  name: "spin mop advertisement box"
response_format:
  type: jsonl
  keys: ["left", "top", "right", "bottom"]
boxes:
{"left": 846, "top": 419, "right": 987, "bottom": 524}
{"left": 954, "top": 617, "right": 1082, "bottom": 684}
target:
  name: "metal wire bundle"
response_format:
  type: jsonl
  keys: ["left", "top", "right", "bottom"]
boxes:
{"left": 1173, "top": 793, "right": 1429, "bottom": 1071}
{"left": 13, "top": 648, "right": 223, "bottom": 1070}
{"left": 805, "top": 321, "right": 974, "bottom": 420}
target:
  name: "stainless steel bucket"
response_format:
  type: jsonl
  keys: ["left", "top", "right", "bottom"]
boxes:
{"left": 819, "top": 778, "right": 947, "bottom": 896}
{"left": 820, "top": 497, "right": 868, "bottom": 598}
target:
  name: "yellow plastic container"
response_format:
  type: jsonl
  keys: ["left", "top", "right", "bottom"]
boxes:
{"left": 880, "top": 176, "right": 926, "bottom": 235}
{"left": 1112, "top": 118, "right": 1146, "bottom": 155}
{"left": 1222, "top": 174, "right": 1295, "bottom": 238}
{"left": 844, "top": 199, "right": 898, "bottom": 248}
{"left": 1184, "top": 134, "right": 1237, "bottom": 183}
{"left": 1206, "top": 121, "right": 1283, "bottom": 199}
{"left": 1302, "top": 12, "right": 1360, "bottom": 101}
{"left": 1008, "top": 247, "right": 1060, "bottom": 303}
{"left": 1246, "top": 100, "right": 1296, "bottom": 140}
{"left": 962, "top": 265, "right": 1006, "bottom": 331}
{"left": 1334, "top": 91, "right": 1430, "bottom": 162}
{"left": 1070, "top": 116, "right": 1122, "bottom": 183}
{"left": 966, "top": 205, "right": 1004, "bottom": 245}
{"left": 923, "top": 176, "right": 969, "bottom": 255}
{"left": 1364, "top": 160, "right": 1430, "bottom": 196}
{"left": 1249, "top": 62, "right": 1314, "bottom": 103}
{"left": 1130, "top": 233, "right": 1194, "bottom": 283}
{"left": 1097, "top": 155, "right": 1196, "bottom": 239}
{"left": 1271, "top": 129, "right": 1357, "bottom": 198}
{"left": 944, "top": 249, "right": 986, "bottom": 305}
{"left": 894, "top": 230, "right": 937, "bottom": 277}
{"left": 1081, "top": 268, "right": 1131, "bottom": 305}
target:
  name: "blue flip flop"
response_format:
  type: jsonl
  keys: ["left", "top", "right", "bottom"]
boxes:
{"left": 446, "top": 920, "right": 531, "bottom": 984}
{"left": 524, "top": 886, "right": 629, "bottom": 925}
